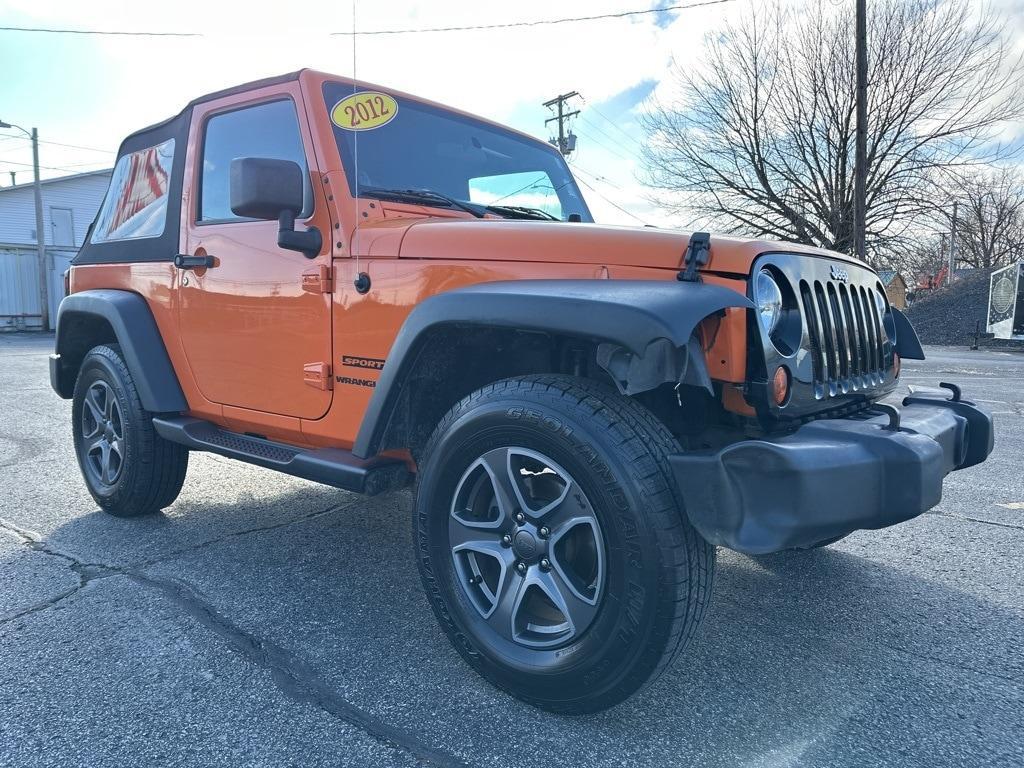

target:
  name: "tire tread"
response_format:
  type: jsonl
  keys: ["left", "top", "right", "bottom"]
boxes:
{"left": 73, "top": 344, "right": 188, "bottom": 516}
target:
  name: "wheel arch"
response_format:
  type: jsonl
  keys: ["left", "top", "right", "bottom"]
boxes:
{"left": 352, "top": 279, "right": 752, "bottom": 459}
{"left": 51, "top": 289, "right": 187, "bottom": 413}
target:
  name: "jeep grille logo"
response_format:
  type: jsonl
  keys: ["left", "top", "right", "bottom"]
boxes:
{"left": 830, "top": 264, "right": 849, "bottom": 282}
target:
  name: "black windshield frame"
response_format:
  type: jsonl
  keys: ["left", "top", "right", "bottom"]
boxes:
{"left": 322, "top": 82, "right": 593, "bottom": 223}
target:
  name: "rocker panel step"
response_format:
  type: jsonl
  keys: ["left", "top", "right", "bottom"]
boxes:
{"left": 152, "top": 416, "right": 409, "bottom": 496}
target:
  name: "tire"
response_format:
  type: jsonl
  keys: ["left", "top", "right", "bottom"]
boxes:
{"left": 414, "top": 375, "right": 715, "bottom": 713}
{"left": 71, "top": 344, "right": 188, "bottom": 517}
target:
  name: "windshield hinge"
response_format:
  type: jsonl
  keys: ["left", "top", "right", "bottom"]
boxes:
{"left": 303, "top": 361, "right": 333, "bottom": 391}
{"left": 301, "top": 265, "right": 333, "bottom": 294}
{"left": 677, "top": 232, "right": 711, "bottom": 283}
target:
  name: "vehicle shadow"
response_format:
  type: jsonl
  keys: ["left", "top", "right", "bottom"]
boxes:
{"left": 47, "top": 482, "right": 1024, "bottom": 768}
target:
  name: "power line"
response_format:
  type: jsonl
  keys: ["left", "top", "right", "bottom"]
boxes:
{"left": 0, "top": 25, "right": 200, "bottom": 37}
{"left": 576, "top": 118, "right": 642, "bottom": 163}
{"left": 0, "top": 133, "right": 114, "bottom": 155}
{"left": 1, "top": 1, "right": 731, "bottom": 41}
{"left": 0, "top": 158, "right": 109, "bottom": 174}
{"left": 329, "top": 0, "right": 732, "bottom": 36}
{"left": 572, "top": 163, "right": 626, "bottom": 190}
{"left": 35, "top": 138, "right": 114, "bottom": 154}
{"left": 580, "top": 97, "right": 645, "bottom": 150}
{"left": 574, "top": 130, "right": 635, "bottom": 163}
{"left": 571, "top": 166, "right": 648, "bottom": 225}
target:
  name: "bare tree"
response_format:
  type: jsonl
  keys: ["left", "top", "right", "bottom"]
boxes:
{"left": 641, "top": 0, "right": 1023, "bottom": 263}
{"left": 948, "top": 167, "right": 1024, "bottom": 269}
{"left": 900, "top": 235, "right": 948, "bottom": 287}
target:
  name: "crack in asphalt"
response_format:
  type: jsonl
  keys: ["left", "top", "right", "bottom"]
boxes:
{"left": 132, "top": 573, "right": 468, "bottom": 768}
{"left": 0, "top": 513, "right": 468, "bottom": 768}
{"left": 928, "top": 509, "right": 1024, "bottom": 532}
{"left": 127, "top": 499, "right": 360, "bottom": 571}
{"left": 0, "top": 518, "right": 122, "bottom": 626}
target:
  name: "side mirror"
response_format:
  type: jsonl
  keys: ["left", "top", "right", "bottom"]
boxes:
{"left": 229, "top": 157, "right": 321, "bottom": 258}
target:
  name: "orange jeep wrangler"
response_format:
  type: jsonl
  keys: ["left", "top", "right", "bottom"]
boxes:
{"left": 50, "top": 70, "right": 993, "bottom": 713}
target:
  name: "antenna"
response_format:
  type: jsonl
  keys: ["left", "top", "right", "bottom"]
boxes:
{"left": 351, "top": 0, "right": 369, "bottom": 293}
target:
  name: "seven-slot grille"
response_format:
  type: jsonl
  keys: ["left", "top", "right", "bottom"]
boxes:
{"left": 798, "top": 278, "right": 886, "bottom": 399}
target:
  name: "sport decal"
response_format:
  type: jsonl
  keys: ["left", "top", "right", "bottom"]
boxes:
{"left": 330, "top": 92, "right": 398, "bottom": 131}
{"left": 341, "top": 355, "right": 386, "bottom": 370}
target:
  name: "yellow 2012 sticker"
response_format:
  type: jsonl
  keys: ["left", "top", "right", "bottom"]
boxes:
{"left": 330, "top": 91, "right": 398, "bottom": 131}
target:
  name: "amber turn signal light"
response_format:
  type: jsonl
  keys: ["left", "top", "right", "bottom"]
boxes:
{"left": 772, "top": 366, "right": 790, "bottom": 406}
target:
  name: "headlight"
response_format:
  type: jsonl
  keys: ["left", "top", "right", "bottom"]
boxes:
{"left": 873, "top": 287, "right": 887, "bottom": 319}
{"left": 755, "top": 269, "right": 783, "bottom": 335}
{"left": 874, "top": 286, "right": 894, "bottom": 340}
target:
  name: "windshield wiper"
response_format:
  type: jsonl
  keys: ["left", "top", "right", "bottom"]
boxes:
{"left": 360, "top": 187, "right": 484, "bottom": 218}
{"left": 484, "top": 204, "right": 560, "bottom": 221}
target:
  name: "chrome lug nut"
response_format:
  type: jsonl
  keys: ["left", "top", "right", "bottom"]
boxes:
{"left": 501, "top": 534, "right": 512, "bottom": 547}
{"left": 538, "top": 526, "right": 550, "bottom": 539}
{"left": 514, "top": 512, "right": 526, "bottom": 525}
{"left": 515, "top": 561, "right": 527, "bottom": 575}
{"left": 539, "top": 557, "right": 551, "bottom": 571}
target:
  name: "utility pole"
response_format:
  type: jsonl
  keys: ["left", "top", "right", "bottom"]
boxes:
{"left": 949, "top": 200, "right": 958, "bottom": 286}
{"left": 854, "top": 0, "right": 868, "bottom": 262}
{"left": 543, "top": 92, "right": 580, "bottom": 157}
{"left": 0, "top": 119, "right": 49, "bottom": 330}
{"left": 31, "top": 128, "right": 48, "bottom": 330}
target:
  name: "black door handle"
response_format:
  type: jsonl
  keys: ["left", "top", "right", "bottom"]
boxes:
{"left": 174, "top": 254, "right": 215, "bottom": 269}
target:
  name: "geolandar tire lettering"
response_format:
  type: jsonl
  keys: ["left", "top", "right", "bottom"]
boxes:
{"left": 413, "top": 374, "right": 715, "bottom": 714}
{"left": 72, "top": 344, "right": 189, "bottom": 517}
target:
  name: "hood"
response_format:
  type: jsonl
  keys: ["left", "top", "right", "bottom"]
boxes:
{"left": 353, "top": 217, "right": 868, "bottom": 276}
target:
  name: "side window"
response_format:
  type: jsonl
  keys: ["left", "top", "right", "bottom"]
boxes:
{"left": 198, "top": 99, "right": 312, "bottom": 222}
{"left": 92, "top": 138, "right": 174, "bottom": 243}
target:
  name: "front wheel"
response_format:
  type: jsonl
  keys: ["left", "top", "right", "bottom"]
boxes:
{"left": 72, "top": 344, "right": 188, "bottom": 517}
{"left": 414, "top": 375, "right": 715, "bottom": 713}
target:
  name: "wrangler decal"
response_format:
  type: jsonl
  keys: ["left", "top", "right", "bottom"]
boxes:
{"left": 336, "top": 375, "right": 377, "bottom": 388}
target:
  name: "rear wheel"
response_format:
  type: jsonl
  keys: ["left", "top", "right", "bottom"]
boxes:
{"left": 414, "top": 375, "right": 714, "bottom": 713}
{"left": 72, "top": 344, "right": 188, "bottom": 516}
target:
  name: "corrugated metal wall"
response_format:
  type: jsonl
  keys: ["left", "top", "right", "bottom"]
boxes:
{"left": 0, "top": 170, "right": 112, "bottom": 331}
{"left": 0, "top": 246, "right": 77, "bottom": 331}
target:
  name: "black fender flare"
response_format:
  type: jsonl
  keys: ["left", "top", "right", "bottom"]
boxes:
{"left": 892, "top": 307, "right": 925, "bottom": 360}
{"left": 352, "top": 279, "right": 752, "bottom": 458}
{"left": 51, "top": 289, "right": 188, "bottom": 413}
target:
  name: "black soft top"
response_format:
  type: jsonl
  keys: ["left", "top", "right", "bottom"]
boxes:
{"left": 74, "top": 71, "right": 304, "bottom": 266}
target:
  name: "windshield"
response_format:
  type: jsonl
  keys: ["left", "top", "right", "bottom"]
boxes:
{"left": 322, "top": 82, "right": 593, "bottom": 222}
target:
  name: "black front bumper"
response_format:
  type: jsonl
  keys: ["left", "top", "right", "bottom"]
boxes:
{"left": 670, "top": 391, "right": 994, "bottom": 554}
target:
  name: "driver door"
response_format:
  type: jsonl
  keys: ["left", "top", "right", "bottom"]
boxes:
{"left": 177, "top": 87, "right": 333, "bottom": 420}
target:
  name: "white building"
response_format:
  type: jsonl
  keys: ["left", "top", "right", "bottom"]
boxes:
{"left": 0, "top": 169, "right": 112, "bottom": 331}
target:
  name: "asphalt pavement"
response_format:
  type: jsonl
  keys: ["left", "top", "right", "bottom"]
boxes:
{"left": 1, "top": 334, "right": 1021, "bottom": 767}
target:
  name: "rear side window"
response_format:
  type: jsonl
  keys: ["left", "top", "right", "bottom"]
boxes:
{"left": 92, "top": 138, "right": 174, "bottom": 243}
{"left": 198, "top": 99, "right": 311, "bottom": 222}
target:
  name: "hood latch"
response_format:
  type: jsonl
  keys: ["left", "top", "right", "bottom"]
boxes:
{"left": 677, "top": 232, "right": 711, "bottom": 283}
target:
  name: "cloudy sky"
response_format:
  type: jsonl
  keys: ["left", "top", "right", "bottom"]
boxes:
{"left": 1, "top": 0, "right": 1023, "bottom": 226}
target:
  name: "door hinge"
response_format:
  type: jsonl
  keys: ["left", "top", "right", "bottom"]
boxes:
{"left": 303, "top": 362, "right": 333, "bottom": 391}
{"left": 301, "top": 264, "right": 333, "bottom": 294}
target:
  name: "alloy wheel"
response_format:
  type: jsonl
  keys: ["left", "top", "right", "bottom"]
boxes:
{"left": 449, "top": 447, "right": 605, "bottom": 649}
{"left": 81, "top": 380, "right": 125, "bottom": 486}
